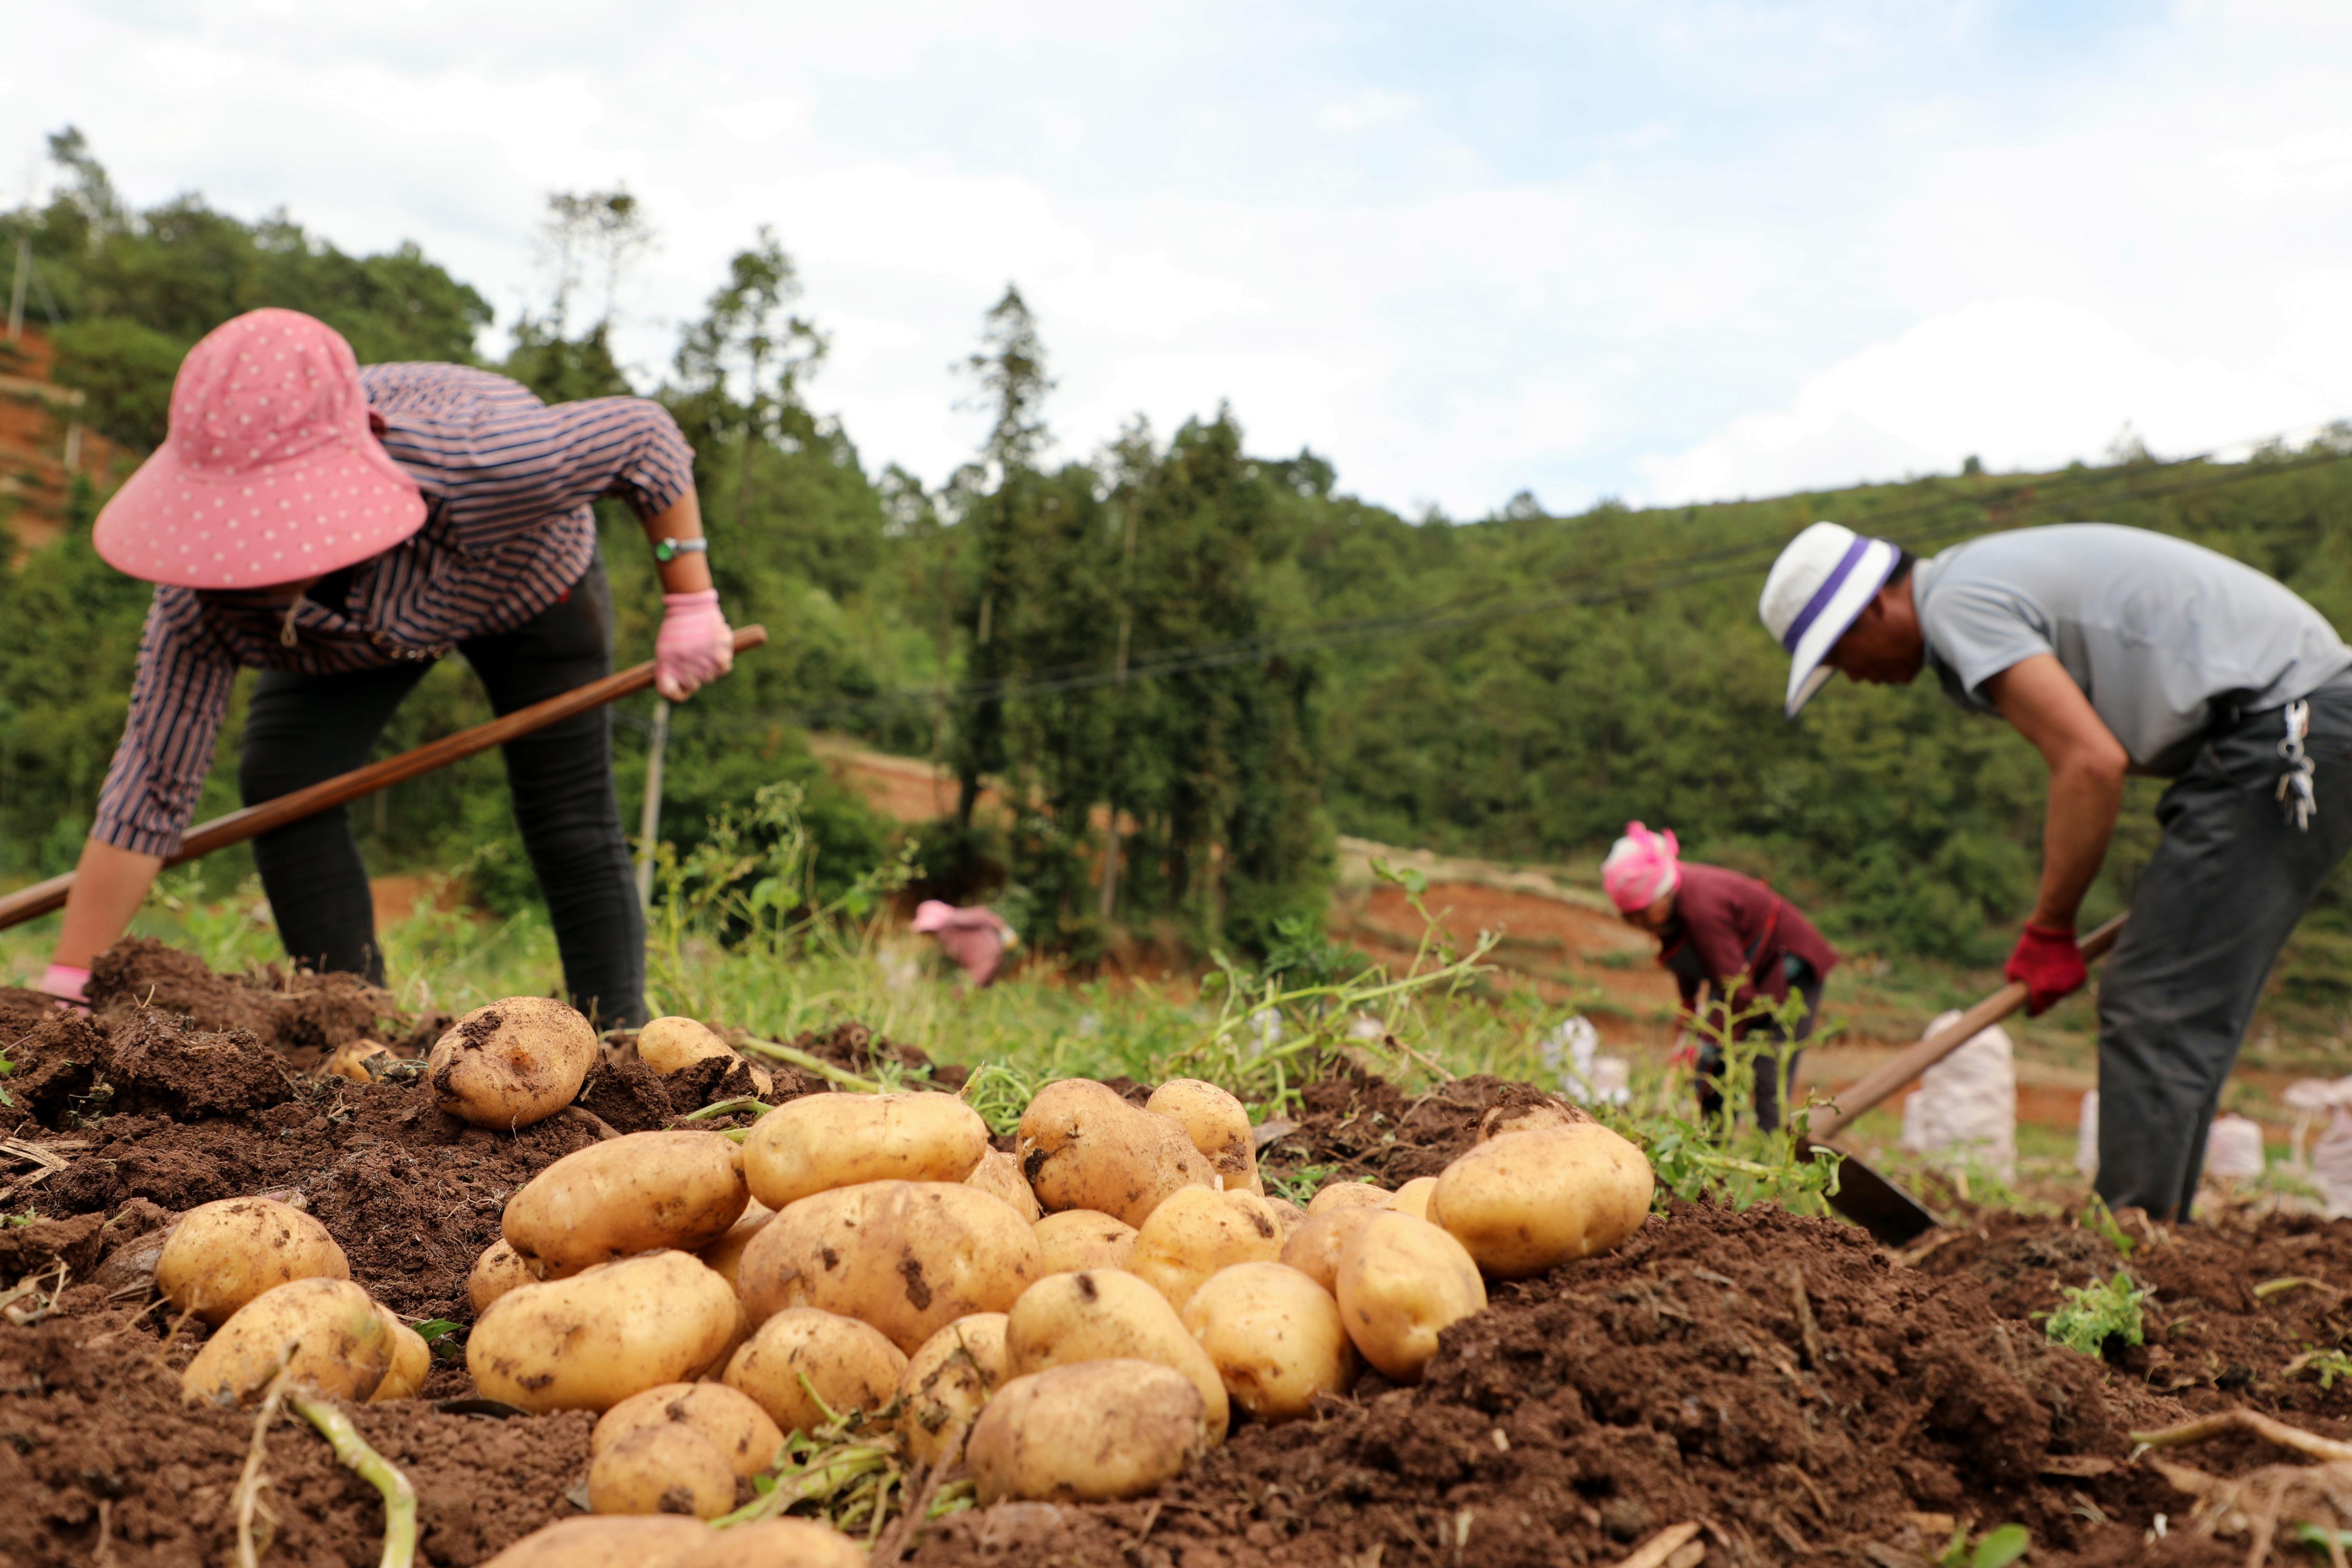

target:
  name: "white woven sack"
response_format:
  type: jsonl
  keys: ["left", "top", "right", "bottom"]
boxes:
{"left": 2313, "top": 1106, "right": 2352, "bottom": 1218}
{"left": 1898, "top": 1010, "right": 2017, "bottom": 1181}
{"left": 2075, "top": 1090, "right": 2101, "bottom": 1177}
{"left": 2201, "top": 1113, "right": 2267, "bottom": 1182}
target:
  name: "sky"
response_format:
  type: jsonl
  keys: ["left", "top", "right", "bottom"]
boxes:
{"left": 8, "top": 1, "right": 2352, "bottom": 519}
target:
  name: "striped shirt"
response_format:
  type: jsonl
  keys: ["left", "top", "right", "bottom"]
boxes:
{"left": 92, "top": 364, "right": 695, "bottom": 856}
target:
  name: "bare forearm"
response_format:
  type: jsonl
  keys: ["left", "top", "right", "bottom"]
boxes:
{"left": 2031, "top": 759, "right": 2122, "bottom": 928}
{"left": 55, "top": 839, "right": 165, "bottom": 968}
{"left": 643, "top": 491, "right": 713, "bottom": 595}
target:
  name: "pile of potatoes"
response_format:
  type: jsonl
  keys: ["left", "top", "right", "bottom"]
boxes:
{"left": 158, "top": 995, "right": 1654, "bottom": 1553}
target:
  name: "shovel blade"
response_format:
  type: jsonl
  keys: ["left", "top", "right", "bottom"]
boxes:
{"left": 1800, "top": 1138, "right": 1941, "bottom": 1246}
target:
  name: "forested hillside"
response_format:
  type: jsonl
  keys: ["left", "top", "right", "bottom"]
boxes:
{"left": 7, "top": 131, "right": 2352, "bottom": 996}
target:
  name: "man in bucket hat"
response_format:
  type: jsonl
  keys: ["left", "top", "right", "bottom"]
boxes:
{"left": 43, "top": 308, "right": 738, "bottom": 1027}
{"left": 1760, "top": 519, "right": 2352, "bottom": 1218}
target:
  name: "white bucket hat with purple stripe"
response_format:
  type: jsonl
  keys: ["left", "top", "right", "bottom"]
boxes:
{"left": 1759, "top": 521, "right": 1902, "bottom": 718}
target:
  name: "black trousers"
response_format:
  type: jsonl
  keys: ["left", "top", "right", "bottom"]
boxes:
{"left": 1694, "top": 956, "right": 1823, "bottom": 1133}
{"left": 238, "top": 556, "right": 646, "bottom": 1027}
{"left": 2095, "top": 672, "right": 2352, "bottom": 1219}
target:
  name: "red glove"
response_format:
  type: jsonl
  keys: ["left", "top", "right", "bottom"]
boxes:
{"left": 2005, "top": 923, "right": 2085, "bottom": 1016}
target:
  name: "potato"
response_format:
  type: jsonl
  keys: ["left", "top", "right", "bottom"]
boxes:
{"left": 155, "top": 1197, "right": 350, "bottom": 1326}
{"left": 1181, "top": 1261, "right": 1357, "bottom": 1422}
{"left": 1004, "top": 1269, "right": 1229, "bottom": 1442}
{"left": 724, "top": 1308, "right": 907, "bottom": 1436}
{"left": 1334, "top": 1212, "right": 1487, "bottom": 1384}
{"left": 1033, "top": 1210, "right": 1137, "bottom": 1275}
{"left": 898, "top": 1312, "right": 1011, "bottom": 1466}
{"left": 965, "top": 1146, "right": 1042, "bottom": 1222}
{"left": 182, "top": 1278, "right": 394, "bottom": 1405}
{"left": 1279, "top": 1207, "right": 1380, "bottom": 1295}
{"left": 739, "top": 1181, "right": 1042, "bottom": 1353}
{"left": 1388, "top": 1177, "right": 1438, "bottom": 1221}
{"left": 469, "top": 1239, "right": 535, "bottom": 1316}
{"left": 370, "top": 1309, "right": 431, "bottom": 1402}
{"left": 742, "top": 1092, "right": 989, "bottom": 1211}
{"left": 322, "top": 1038, "right": 393, "bottom": 1083}
{"left": 595, "top": 1381, "right": 786, "bottom": 1479}
{"left": 1476, "top": 1097, "right": 1592, "bottom": 1142}
{"left": 637, "top": 1015, "right": 775, "bottom": 1096}
{"left": 468, "top": 1250, "right": 739, "bottom": 1413}
{"left": 429, "top": 996, "right": 599, "bottom": 1130}
{"left": 1306, "top": 1180, "right": 1390, "bottom": 1216}
{"left": 1144, "top": 1079, "right": 1262, "bottom": 1195}
{"left": 697, "top": 1295, "right": 752, "bottom": 1381}
{"left": 966, "top": 1360, "right": 1209, "bottom": 1503}
{"left": 697, "top": 1199, "right": 776, "bottom": 1292}
{"left": 1429, "top": 1123, "right": 1653, "bottom": 1278}
{"left": 674, "top": 1518, "right": 870, "bottom": 1568}
{"left": 503, "top": 1131, "right": 750, "bottom": 1279}
{"left": 1265, "top": 1197, "right": 1307, "bottom": 1238}
{"left": 1017, "top": 1079, "right": 1216, "bottom": 1228}
{"left": 1126, "top": 1186, "right": 1284, "bottom": 1314}
{"left": 479, "top": 1516, "right": 711, "bottom": 1568}
{"left": 589, "top": 1422, "right": 736, "bottom": 1519}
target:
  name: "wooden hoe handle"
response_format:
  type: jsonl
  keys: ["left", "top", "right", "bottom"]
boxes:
{"left": 1807, "top": 912, "right": 2126, "bottom": 1144}
{"left": 0, "top": 625, "right": 768, "bottom": 934}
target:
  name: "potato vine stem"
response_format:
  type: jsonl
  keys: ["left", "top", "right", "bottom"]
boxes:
{"left": 286, "top": 1393, "right": 418, "bottom": 1568}
{"left": 739, "top": 1039, "right": 885, "bottom": 1093}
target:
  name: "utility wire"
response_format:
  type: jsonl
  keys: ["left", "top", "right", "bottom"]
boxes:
{"left": 667, "top": 429, "right": 2352, "bottom": 735}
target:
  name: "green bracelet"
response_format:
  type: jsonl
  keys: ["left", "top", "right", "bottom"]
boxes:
{"left": 652, "top": 537, "right": 710, "bottom": 563}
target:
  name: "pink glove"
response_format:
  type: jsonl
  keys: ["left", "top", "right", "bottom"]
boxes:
{"left": 43, "top": 963, "right": 91, "bottom": 1012}
{"left": 655, "top": 590, "right": 734, "bottom": 701}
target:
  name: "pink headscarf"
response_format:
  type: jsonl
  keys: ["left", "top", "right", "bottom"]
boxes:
{"left": 1602, "top": 822, "right": 1682, "bottom": 913}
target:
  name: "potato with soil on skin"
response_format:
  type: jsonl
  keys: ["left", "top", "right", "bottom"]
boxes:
{"left": 1181, "top": 1260, "right": 1358, "bottom": 1423}
{"left": 739, "top": 1180, "right": 1042, "bottom": 1353}
{"left": 468, "top": 1250, "right": 739, "bottom": 1413}
{"left": 1143, "top": 1078, "right": 1262, "bottom": 1196}
{"left": 321, "top": 1038, "right": 393, "bottom": 1083}
{"left": 1334, "top": 1211, "right": 1487, "bottom": 1384}
{"left": 1306, "top": 1180, "right": 1390, "bottom": 1217}
{"left": 479, "top": 1515, "right": 713, "bottom": 1568}
{"left": 1004, "top": 1268, "right": 1229, "bottom": 1442}
{"left": 897, "top": 1312, "right": 1011, "bottom": 1466}
{"left": 595, "top": 1381, "right": 786, "bottom": 1479}
{"left": 590, "top": 1422, "right": 737, "bottom": 1518}
{"left": 1033, "top": 1209, "right": 1138, "bottom": 1275}
{"left": 182, "top": 1277, "right": 394, "bottom": 1405}
{"left": 674, "top": 1518, "right": 870, "bottom": 1568}
{"left": 698, "top": 1200, "right": 775, "bottom": 1291}
{"left": 1387, "top": 1176, "right": 1438, "bottom": 1221}
{"left": 636, "top": 1015, "right": 774, "bottom": 1096}
{"left": 965, "top": 1145, "right": 1042, "bottom": 1222}
{"left": 1429, "top": 1122, "right": 1654, "bottom": 1278}
{"left": 1126, "top": 1185, "right": 1285, "bottom": 1314}
{"left": 1278, "top": 1206, "right": 1380, "bottom": 1295}
{"left": 428, "top": 996, "right": 600, "bottom": 1131}
{"left": 502, "top": 1130, "right": 750, "bottom": 1279}
{"left": 966, "top": 1359, "right": 1209, "bottom": 1504}
{"left": 1017, "top": 1078, "right": 1216, "bottom": 1228}
{"left": 1476, "top": 1097, "right": 1592, "bottom": 1141}
{"left": 724, "top": 1307, "right": 907, "bottom": 1436}
{"left": 369, "top": 1309, "right": 431, "bottom": 1402}
{"left": 469, "top": 1238, "right": 535, "bottom": 1316}
{"left": 1264, "top": 1196, "right": 1307, "bottom": 1238}
{"left": 742, "top": 1091, "right": 989, "bottom": 1211}
{"left": 154, "top": 1195, "right": 350, "bottom": 1326}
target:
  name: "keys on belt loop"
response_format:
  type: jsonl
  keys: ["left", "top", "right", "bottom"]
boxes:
{"left": 2278, "top": 699, "right": 2317, "bottom": 832}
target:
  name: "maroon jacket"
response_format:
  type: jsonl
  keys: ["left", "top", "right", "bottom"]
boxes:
{"left": 1655, "top": 862, "right": 1839, "bottom": 1033}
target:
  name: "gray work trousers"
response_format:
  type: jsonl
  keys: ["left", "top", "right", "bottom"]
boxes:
{"left": 2096, "top": 672, "right": 2352, "bottom": 1219}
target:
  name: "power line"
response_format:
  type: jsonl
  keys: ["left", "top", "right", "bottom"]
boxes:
{"left": 668, "top": 430, "right": 2352, "bottom": 735}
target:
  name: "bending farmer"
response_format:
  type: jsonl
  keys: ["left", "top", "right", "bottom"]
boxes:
{"left": 1760, "top": 520, "right": 2352, "bottom": 1219}
{"left": 43, "top": 308, "right": 738, "bottom": 1027}
{"left": 1604, "top": 821, "right": 1840, "bottom": 1131}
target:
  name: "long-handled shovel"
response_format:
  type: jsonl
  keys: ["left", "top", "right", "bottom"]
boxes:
{"left": 1803, "top": 913, "right": 2126, "bottom": 1245}
{"left": 0, "top": 626, "right": 768, "bottom": 935}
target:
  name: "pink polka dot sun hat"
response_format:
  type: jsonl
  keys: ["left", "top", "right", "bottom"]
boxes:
{"left": 92, "top": 308, "right": 426, "bottom": 589}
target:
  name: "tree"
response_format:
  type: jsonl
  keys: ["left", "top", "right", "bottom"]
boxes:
{"left": 671, "top": 229, "right": 828, "bottom": 540}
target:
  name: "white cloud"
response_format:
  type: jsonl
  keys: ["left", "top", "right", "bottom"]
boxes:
{"left": 1316, "top": 89, "right": 1419, "bottom": 134}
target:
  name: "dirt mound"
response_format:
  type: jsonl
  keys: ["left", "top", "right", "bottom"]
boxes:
{"left": 84, "top": 936, "right": 394, "bottom": 1066}
{"left": 910, "top": 1199, "right": 2190, "bottom": 1568}
{"left": 0, "top": 984, "right": 57, "bottom": 1044}
{"left": 1259, "top": 1066, "right": 1578, "bottom": 1189}
{"left": 0, "top": 1304, "right": 590, "bottom": 1568}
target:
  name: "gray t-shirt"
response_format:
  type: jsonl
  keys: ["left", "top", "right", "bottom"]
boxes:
{"left": 1914, "top": 523, "right": 2352, "bottom": 776}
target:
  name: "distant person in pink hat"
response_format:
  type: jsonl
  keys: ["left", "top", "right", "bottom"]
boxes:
{"left": 910, "top": 899, "right": 1017, "bottom": 987}
{"left": 43, "top": 308, "right": 738, "bottom": 1026}
{"left": 1604, "top": 821, "right": 1840, "bottom": 1131}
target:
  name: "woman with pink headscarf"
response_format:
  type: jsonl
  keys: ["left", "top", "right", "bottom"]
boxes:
{"left": 911, "top": 900, "right": 1018, "bottom": 987}
{"left": 1603, "top": 822, "right": 1839, "bottom": 1131}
